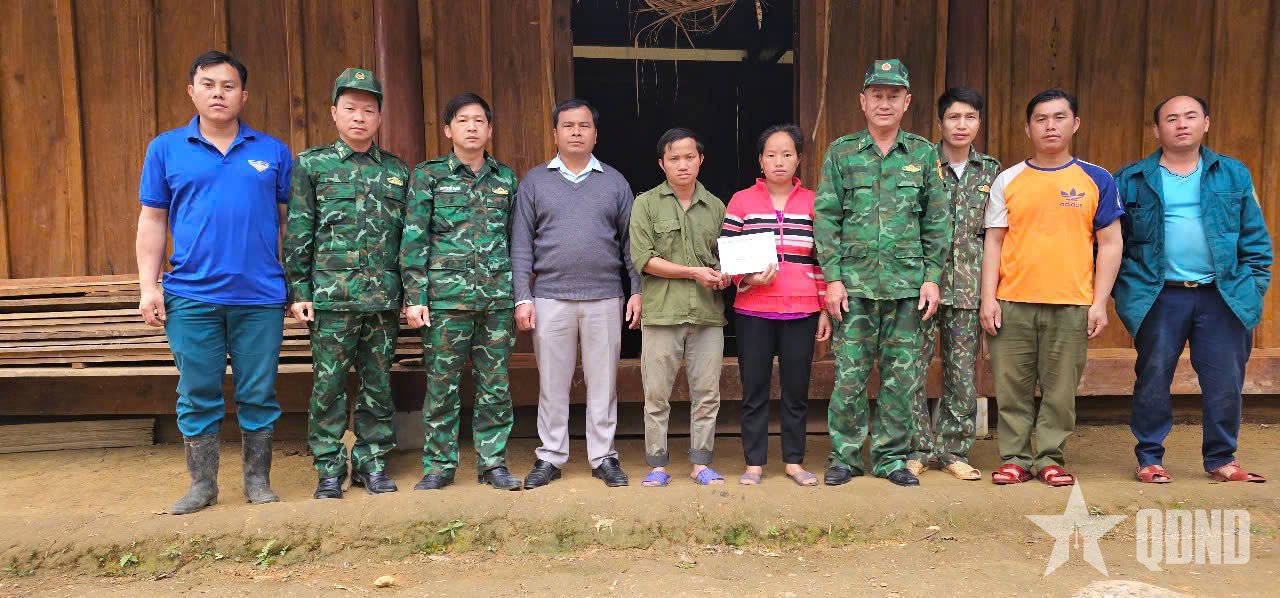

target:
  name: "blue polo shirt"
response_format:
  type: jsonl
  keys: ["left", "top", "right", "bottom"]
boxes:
{"left": 139, "top": 117, "right": 293, "bottom": 305}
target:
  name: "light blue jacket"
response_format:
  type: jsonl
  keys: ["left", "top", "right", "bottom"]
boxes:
{"left": 1112, "top": 146, "right": 1273, "bottom": 334}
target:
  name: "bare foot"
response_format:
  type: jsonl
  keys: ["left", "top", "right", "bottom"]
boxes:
{"left": 739, "top": 466, "right": 763, "bottom": 485}
{"left": 784, "top": 464, "right": 818, "bottom": 486}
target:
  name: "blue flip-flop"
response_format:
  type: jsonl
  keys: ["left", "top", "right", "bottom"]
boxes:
{"left": 642, "top": 470, "right": 672, "bottom": 487}
{"left": 693, "top": 468, "right": 725, "bottom": 485}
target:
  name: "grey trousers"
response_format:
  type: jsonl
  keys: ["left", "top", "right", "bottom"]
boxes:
{"left": 532, "top": 297, "right": 623, "bottom": 468}
{"left": 640, "top": 323, "right": 724, "bottom": 467}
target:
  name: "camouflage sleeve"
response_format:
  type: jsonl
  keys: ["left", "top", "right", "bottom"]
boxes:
{"left": 282, "top": 157, "right": 315, "bottom": 303}
{"left": 399, "top": 165, "right": 435, "bottom": 306}
{"left": 812, "top": 146, "right": 844, "bottom": 283}
{"left": 919, "top": 147, "right": 953, "bottom": 285}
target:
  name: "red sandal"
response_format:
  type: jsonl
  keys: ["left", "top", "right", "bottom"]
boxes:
{"left": 1037, "top": 465, "right": 1075, "bottom": 487}
{"left": 991, "top": 463, "right": 1031, "bottom": 485}
{"left": 1136, "top": 464, "right": 1172, "bottom": 484}
{"left": 1208, "top": 461, "right": 1266, "bottom": 483}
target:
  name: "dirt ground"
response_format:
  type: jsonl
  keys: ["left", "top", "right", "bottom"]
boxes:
{"left": 1, "top": 424, "right": 1277, "bottom": 597}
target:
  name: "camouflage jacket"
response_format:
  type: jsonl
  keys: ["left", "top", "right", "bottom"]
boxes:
{"left": 400, "top": 151, "right": 519, "bottom": 311}
{"left": 283, "top": 139, "right": 410, "bottom": 311}
{"left": 935, "top": 143, "right": 1001, "bottom": 309}
{"left": 813, "top": 129, "right": 953, "bottom": 300}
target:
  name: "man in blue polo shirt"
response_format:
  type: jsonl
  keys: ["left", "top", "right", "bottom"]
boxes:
{"left": 136, "top": 51, "right": 294, "bottom": 514}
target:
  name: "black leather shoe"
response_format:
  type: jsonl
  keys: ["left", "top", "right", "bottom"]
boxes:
{"left": 314, "top": 472, "right": 346, "bottom": 499}
{"left": 351, "top": 470, "right": 398, "bottom": 494}
{"left": 887, "top": 468, "right": 921, "bottom": 487}
{"left": 479, "top": 466, "right": 523, "bottom": 490}
{"left": 591, "top": 457, "right": 629, "bottom": 487}
{"left": 824, "top": 466, "right": 857, "bottom": 486}
{"left": 523, "top": 459, "right": 562, "bottom": 489}
{"left": 413, "top": 473, "right": 452, "bottom": 490}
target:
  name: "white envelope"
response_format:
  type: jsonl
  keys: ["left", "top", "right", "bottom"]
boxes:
{"left": 716, "top": 232, "right": 778, "bottom": 276}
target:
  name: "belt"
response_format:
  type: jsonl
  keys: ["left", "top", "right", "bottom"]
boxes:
{"left": 1165, "top": 280, "right": 1214, "bottom": 288}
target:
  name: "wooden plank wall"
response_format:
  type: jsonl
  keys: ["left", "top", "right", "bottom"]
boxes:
{"left": 797, "top": 0, "right": 1280, "bottom": 353}
{"left": 0, "top": 0, "right": 1276, "bottom": 353}
{"left": 0, "top": 0, "right": 563, "bottom": 278}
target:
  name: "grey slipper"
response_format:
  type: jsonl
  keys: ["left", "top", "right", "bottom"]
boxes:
{"left": 789, "top": 470, "right": 819, "bottom": 487}
{"left": 739, "top": 471, "right": 762, "bottom": 485}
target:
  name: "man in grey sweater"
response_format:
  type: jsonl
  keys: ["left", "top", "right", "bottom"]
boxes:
{"left": 513, "top": 98, "right": 643, "bottom": 488}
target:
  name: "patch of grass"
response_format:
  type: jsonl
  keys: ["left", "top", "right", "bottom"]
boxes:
{"left": 253, "top": 540, "right": 289, "bottom": 569}
{"left": 3, "top": 565, "right": 35, "bottom": 577}
{"left": 826, "top": 524, "right": 869, "bottom": 545}
{"left": 163, "top": 544, "right": 183, "bottom": 560}
{"left": 1089, "top": 506, "right": 1106, "bottom": 516}
{"left": 721, "top": 524, "right": 753, "bottom": 547}
{"left": 765, "top": 526, "right": 780, "bottom": 538}
{"left": 437, "top": 520, "right": 467, "bottom": 541}
{"left": 1250, "top": 523, "right": 1276, "bottom": 537}
{"left": 118, "top": 553, "right": 138, "bottom": 569}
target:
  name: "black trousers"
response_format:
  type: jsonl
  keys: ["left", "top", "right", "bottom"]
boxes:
{"left": 736, "top": 312, "right": 819, "bottom": 466}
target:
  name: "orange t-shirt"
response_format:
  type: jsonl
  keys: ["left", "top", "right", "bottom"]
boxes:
{"left": 983, "top": 159, "right": 1123, "bottom": 305}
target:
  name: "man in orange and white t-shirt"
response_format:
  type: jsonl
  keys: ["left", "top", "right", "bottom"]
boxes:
{"left": 980, "top": 88, "right": 1124, "bottom": 488}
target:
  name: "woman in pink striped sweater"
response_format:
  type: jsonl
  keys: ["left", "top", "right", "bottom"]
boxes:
{"left": 721, "top": 124, "right": 831, "bottom": 486}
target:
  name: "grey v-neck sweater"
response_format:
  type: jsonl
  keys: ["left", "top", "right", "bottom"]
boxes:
{"left": 511, "top": 161, "right": 641, "bottom": 302}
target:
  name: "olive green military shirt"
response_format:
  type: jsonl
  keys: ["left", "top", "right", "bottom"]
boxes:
{"left": 629, "top": 181, "right": 727, "bottom": 327}
{"left": 284, "top": 139, "right": 410, "bottom": 312}
{"left": 813, "top": 129, "right": 952, "bottom": 301}
{"left": 935, "top": 142, "right": 1001, "bottom": 310}
{"left": 400, "top": 151, "right": 519, "bottom": 311}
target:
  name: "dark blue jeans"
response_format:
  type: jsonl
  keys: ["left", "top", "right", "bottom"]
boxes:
{"left": 1131, "top": 286, "right": 1251, "bottom": 471}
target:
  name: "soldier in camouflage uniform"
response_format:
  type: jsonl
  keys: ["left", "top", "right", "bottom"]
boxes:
{"left": 905, "top": 88, "right": 1001, "bottom": 480}
{"left": 400, "top": 92, "right": 523, "bottom": 491}
{"left": 284, "top": 68, "right": 409, "bottom": 499}
{"left": 814, "top": 59, "right": 952, "bottom": 487}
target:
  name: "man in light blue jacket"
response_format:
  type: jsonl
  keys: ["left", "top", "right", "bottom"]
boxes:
{"left": 1113, "top": 95, "right": 1272, "bottom": 484}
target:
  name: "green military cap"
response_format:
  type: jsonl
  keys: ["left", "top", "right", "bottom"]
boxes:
{"left": 863, "top": 59, "right": 910, "bottom": 89}
{"left": 331, "top": 67, "right": 382, "bottom": 105}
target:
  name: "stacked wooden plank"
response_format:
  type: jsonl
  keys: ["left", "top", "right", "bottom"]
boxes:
{"left": 0, "top": 275, "right": 424, "bottom": 372}
{"left": 0, "top": 418, "right": 155, "bottom": 453}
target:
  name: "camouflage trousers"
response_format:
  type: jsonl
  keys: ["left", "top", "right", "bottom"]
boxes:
{"left": 828, "top": 297, "right": 922, "bottom": 477}
{"left": 308, "top": 310, "right": 399, "bottom": 478}
{"left": 907, "top": 306, "right": 980, "bottom": 466}
{"left": 421, "top": 308, "right": 515, "bottom": 478}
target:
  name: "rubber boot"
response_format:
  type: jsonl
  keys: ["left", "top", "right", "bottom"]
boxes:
{"left": 242, "top": 430, "right": 281, "bottom": 504}
{"left": 170, "top": 434, "right": 220, "bottom": 515}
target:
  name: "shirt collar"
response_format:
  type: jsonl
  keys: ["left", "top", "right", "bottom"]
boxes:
{"left": 753, "top": 177, "right": 802, "bottom": 198}
{"left": 658, "top": 180, "right": 710, "bottom": 206}
{"left": 446, "top": 150, "right": 496, "bottom": 176}
{"left": 333, "top": 138, "right": 383, "bottom": 163}
{"left": 1148, "top": 145, "right": 1220, "bottom": 175}
{"left": 548, "top": 154, "right": 602, "bottom": 175}
{"left": 934, "top": 141, "right": 985, "bottom": 167}
{"left": 856, "top": 129, "right": 908, "bottom": 155}
{"left": 1159, "top": 157, "right": 1203, "bottom": 178}
{"left": 185, "top": 116, "right": 256, "bottom": 144}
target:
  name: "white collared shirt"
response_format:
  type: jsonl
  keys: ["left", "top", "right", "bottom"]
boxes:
{"left": 548, "top": 154, "right": 603, "bottom": 184}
